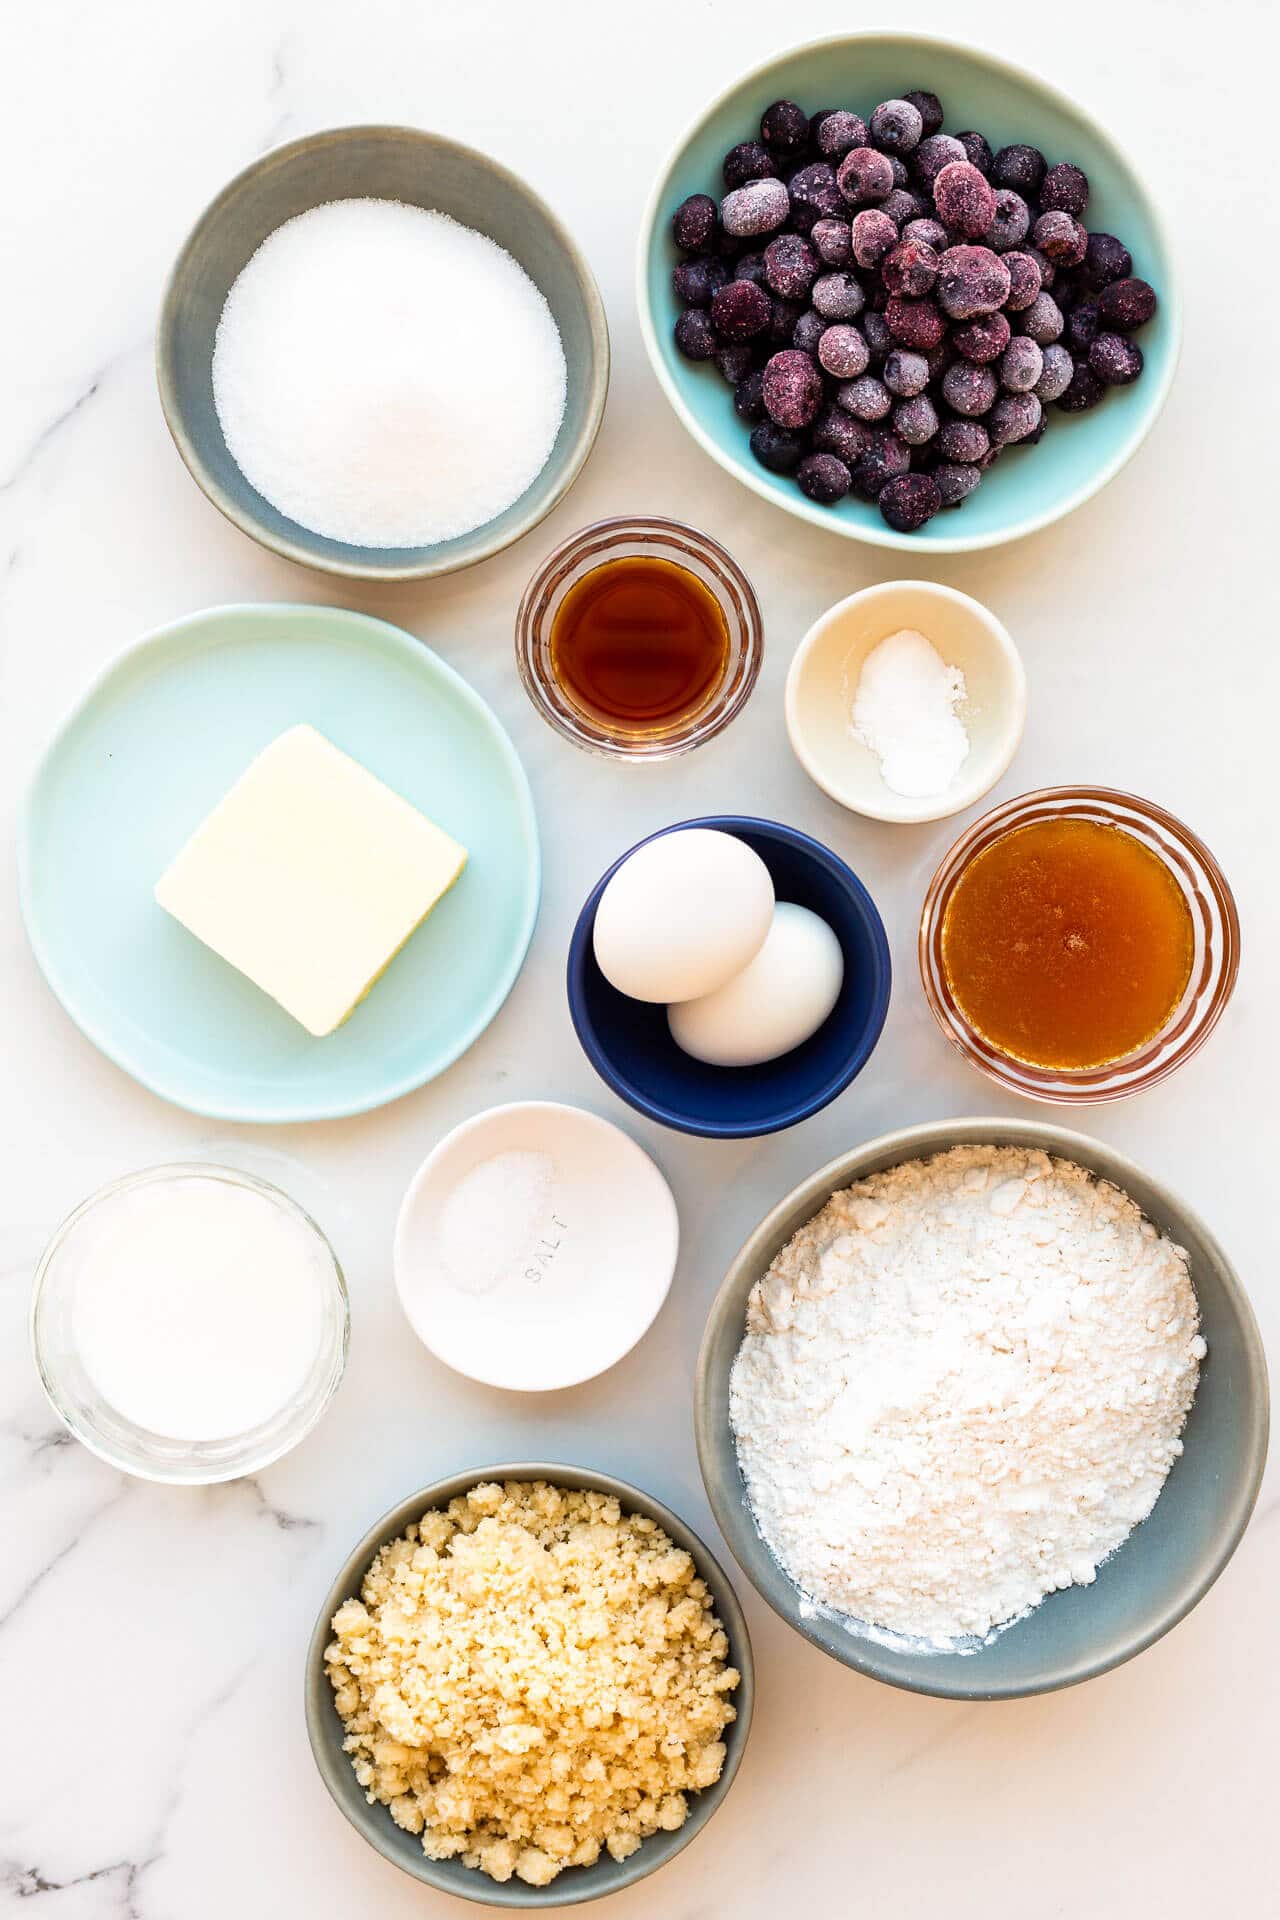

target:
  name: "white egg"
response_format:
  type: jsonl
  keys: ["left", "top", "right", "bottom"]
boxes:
{"left": 667, "top": 903, "right": 844, "bottom": 1067}
{"left": 593, "top": 828, "right": 774, "bottom": 1004}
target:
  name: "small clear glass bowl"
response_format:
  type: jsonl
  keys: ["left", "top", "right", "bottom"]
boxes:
{"left": 514, "top": 516, "right": 763, "bottom": 759}
{"left": 919, "top": 786, "right": 1241, "bottom": 1104}
{"left": 30, "top": 1163, "right": 349, "bottom": 1484}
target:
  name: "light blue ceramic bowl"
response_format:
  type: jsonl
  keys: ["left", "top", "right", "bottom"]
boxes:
{"left": 637, "top": 33, "right": 1180, "bottom": 553}
{"left": 19, "top": 604, "right": 540, "bottom": 1122}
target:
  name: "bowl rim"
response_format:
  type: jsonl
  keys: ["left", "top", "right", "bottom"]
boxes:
{"left": 157, "top": 123, "right": 611, "bottom": 581}
{"left": 635, "top": 29, "right": 1184, "bottom": 555}
{"left": 304, "top": 1461, "right": 755, "bottom": 1907}
{"left": 16, "top": 601, "right": 542, "bottom": 1123}
{"left": 784, "top": 579, "right": 1028, "bottom": 822}
{"left": 695, "top": 1115, "right": 1270, "bottom": 1700}
{"left": 391, "top": 1099, "right": 680, "bottom": 1391}
{"left": 917, "top": 784, "right": 1242, "bottom": 1102}
{"left": 566, "top": 814, "right": 893, "bottom": 1139}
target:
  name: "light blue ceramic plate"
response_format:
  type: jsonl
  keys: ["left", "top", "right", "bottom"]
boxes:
{"left": 637, "top": 32, "right": 1181, "bottom": 553}
{"left": 20, "top": 605, "right": 540, "bottom": 1122}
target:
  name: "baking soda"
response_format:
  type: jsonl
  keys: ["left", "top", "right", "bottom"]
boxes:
{"left": 850, "top": 626, "right": 970, "bottom": 797}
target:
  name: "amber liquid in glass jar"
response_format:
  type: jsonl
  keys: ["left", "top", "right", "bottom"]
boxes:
{"left": 549, "top": 555, "right": 729, "bottom": 732}
{"left": 941, "top": 818, "right": 1195, "bottom": 1070}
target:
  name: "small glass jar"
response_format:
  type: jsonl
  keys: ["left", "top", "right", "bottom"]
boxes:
{"left": 919, "top": 786, "right": 1241, "bottom": 1103}
{"left": 30, "top": 1163, "right": 349, "bottom": 1484}
{"left": 514, "top": 516, "right": 763, "bottom": 759}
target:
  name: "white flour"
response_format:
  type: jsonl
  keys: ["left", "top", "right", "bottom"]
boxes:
{"left": 730, "top": 1146, "right": 1204, "bottom": 1647}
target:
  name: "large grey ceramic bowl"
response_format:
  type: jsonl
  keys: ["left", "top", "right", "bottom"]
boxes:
{"left": 305, "top": 1463, "right": 754, "bottom": 1906}
{"left": 158, "top": 126, "right": 609, "bottom": 580}
{"left": 697, "top": 1119, "right": 1268, "bottom": 1700}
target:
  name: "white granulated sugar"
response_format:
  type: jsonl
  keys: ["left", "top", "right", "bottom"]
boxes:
{"left": 849, "top": 626, "right": 969, "bottom": 798}
{"left": 212, "top": 199, "right": 567, "bottom": 548}
{"left": 435, "top": 1149, "right": 555, "bottom": 1297}
{"left": 730, "top": 1146, "right": 1205, "bottom": 1648}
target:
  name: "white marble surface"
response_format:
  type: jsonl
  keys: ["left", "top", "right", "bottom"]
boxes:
{"left": 1, "top": 1, "right": 1275, "bottom": 1911}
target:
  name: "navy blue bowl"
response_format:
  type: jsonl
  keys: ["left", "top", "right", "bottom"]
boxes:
{"left": 567, "top": 817, "right": 892, "bottom": 1139}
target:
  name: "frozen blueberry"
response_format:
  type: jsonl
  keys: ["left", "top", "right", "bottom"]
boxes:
{"left": 762, "top": 348, "right": 824, "bottom": 428}
{"left": 1040, "top": 161, "right": 1089, "bottom": 216}
{"left": 674, "top": 309, "right": 717, "bottom": 360}
{"left": 934, "top": 161, "right": 996, "bottom": 238}
{"left": 1098, "top": 276, "right": 1157, "bottom": 331}
{"left": 812, "top": 406, "right": 873, "bottom": 464}
{"left": 925, "top": 338, "right": 955, "bottom": 382}
{"left": 913, "top": 132, "right": 967, "bottom": 191}
{"left": 672, "top": 194, "right": 718, "bottom": 254}
{"left": 750, "top": 422, "right": 807, "bottom": 473}
{"left": 851, "top": 209, "right": 900, "bottom": 271}
{"left": 988, "top": 189, "right": 1030, "bottom": 252}
{"left": 934, "top": 461, "right": 982, "bottom": 507}
{"left": 811, "top": 217, "right": 853, "bottom": 266}
{"left": 672, "top": 255, "right": 728, "bottom": 308}
{"left": 813, "top": 109, "right": 869, "bottom": 161}
{"left": 989, "top": 391, "right": 1042, "bottom": 443}
{"left": 796, "top": 452, "right": 852, "bottom": 504}
{"left": 715, "top": 342, "right": 757, "bottom": 385}
{"left": 1022, "top": 413, "right": 1047, "bottom": 447}
{"left": 788, "top": 161, "right": 845, "bottom": 232}
{"left": 818, "top": 323, "right": 870, "bottom": 379}
{"left": 936, "top": 244, "right": 1010, "bottom": 319}
{"left": 953, "top": 310, "right": 1011, "bottom": 363}
{"left": 1064, "top": 301, "right": 1101, "bottom": 355}
{"left": 870, "top": 97, "right": 925, "bottom": 153}
{"left": 937, "top": 416, "right": 990, "bottom": 462}
{"left": 942, "top": 360, "right": 999, "bottom": 416}
{"left": 710, "top": 279, "right": 772, "bottom": 341}
{"left": 732, "top": 366, "right": 767, "bottom": 421}
{"left": 838, "top": 372, "right": 893, "bottom": 421}
{"left": 902, "top": 215, "right": 949, "bottom": 252}
{"left": 1018, "top": 291, "right": 1065, "bottom": 345}
{"left": 837, "top": 146, "right": 895, "bottom": 205}
{"left": 723, "top": 141, "right": 776, "bottom": 188}
{"left": 1024, "top": 244, "right": 1056, "bottom": 291}
{"left": 1080, "top": 231, "right": 1133, "bottom": 292}
{"left": 721, "top": 178, "right": 791, "bottom": 238}
{"left": 893, "top": 392, "right": 940, "bottom": 445}
{"left": 903, "top": 89, "right": 945, "bottom": 137}
{"left": 733, "top": 251, "right": 767, "bottom": 287}
{"left": 887, "top": 155, "right": 911, "bottom": 189}
{"left": 1056, "top": 362, "right": 1105, "bottom": 411}
{"left": 884, "top": 347, "right": 930, "bottom": 396}
{"left": 812, "top": 271, "right": 866, "bottom": 320}
{"left": 1002, "top": 250, "right": 1043, "bottom": 312}
{"left": 879, "top": 471, "right": 942, "bottom": 531}
{"left": 882, "top": 187, "right": 925, "bottom": 227}
{"left": 861, "top": 309, "right": 894, "bottom": 363}
{"left": 885, "top": 293, "right": 947, "bottom": 349}
{"left": 790, "top": 307, "right": 826, "bottom": 355}
{"left": 760, "top": 98, "right": 810, "bottom": 160}
{"left": 762, "top": 296, "right": 800, "bottom": 344}
{"left": 881, "top": 236, "right": 939, "bottom": 298}
{"left": 998, "top": 335, "right": 1044, "bottom": 392}
{"left": 991, "top": 143, "right": 1046, "bottom": 195}
{"left": 1032, "top": 210, "right": 1087, "bottom": 266}
{"left": 1089, "top": 331, "right": 1144, "bottom": 384}
{"left": 763, "top": 232, "right": 819, "bottom": 299}
{"left": 1033, "top": 342, "right": 1074, "bottom": 403}
{"left": 851, "top": 431, "right": 911, "bottom": 499}
{"left": 955, "top": 130, "right": 993, "bottom": 175}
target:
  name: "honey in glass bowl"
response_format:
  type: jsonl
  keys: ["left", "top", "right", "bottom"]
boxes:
{"left": 940, "top": 816, "right": 1194, "bottom": 1071}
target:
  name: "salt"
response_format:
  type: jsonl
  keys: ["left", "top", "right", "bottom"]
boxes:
{"left": 435, "top": 1149, "right": 556, "bottom": 1296}
{"left": 211, "top": 199, "right": 567, "bottom": 548}
{"left": 849, "top": 626, "right": 970, "bottom": 798}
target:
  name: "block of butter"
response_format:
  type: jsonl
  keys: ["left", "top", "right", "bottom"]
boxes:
{"left": 155, "top": 725, "right": 467, "bottom": 1036}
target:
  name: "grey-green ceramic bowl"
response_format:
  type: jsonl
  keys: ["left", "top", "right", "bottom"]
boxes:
{"left": 305, "top": 1463, "right": 754, "bottom": 1906}
{"left": 696, "top": 1119, "right": 1268, "bottom": 1701}
{"left": 158, "top": 126, "right": 609, "bottom": 580}
{"left": 637, "top": 32, "right": 1180, "bottom": 553}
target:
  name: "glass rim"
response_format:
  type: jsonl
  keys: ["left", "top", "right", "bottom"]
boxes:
{"left": 514, "top": 514, "right": 764, "bottom": 760}
{"left": 918, "top": 785, "right": 1241, "bottom": 1104}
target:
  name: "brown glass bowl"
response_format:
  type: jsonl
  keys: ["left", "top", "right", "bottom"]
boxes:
{"left": 919, "top": 786, "right": 1241, "bottom": 1103}
{"left": 514, "top": 517, "right": 763, "bottom": 759}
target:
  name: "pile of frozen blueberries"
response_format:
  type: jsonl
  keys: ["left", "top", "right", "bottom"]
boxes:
{"left": 669, "top": 92, "right": 1158, "bottom": 532}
